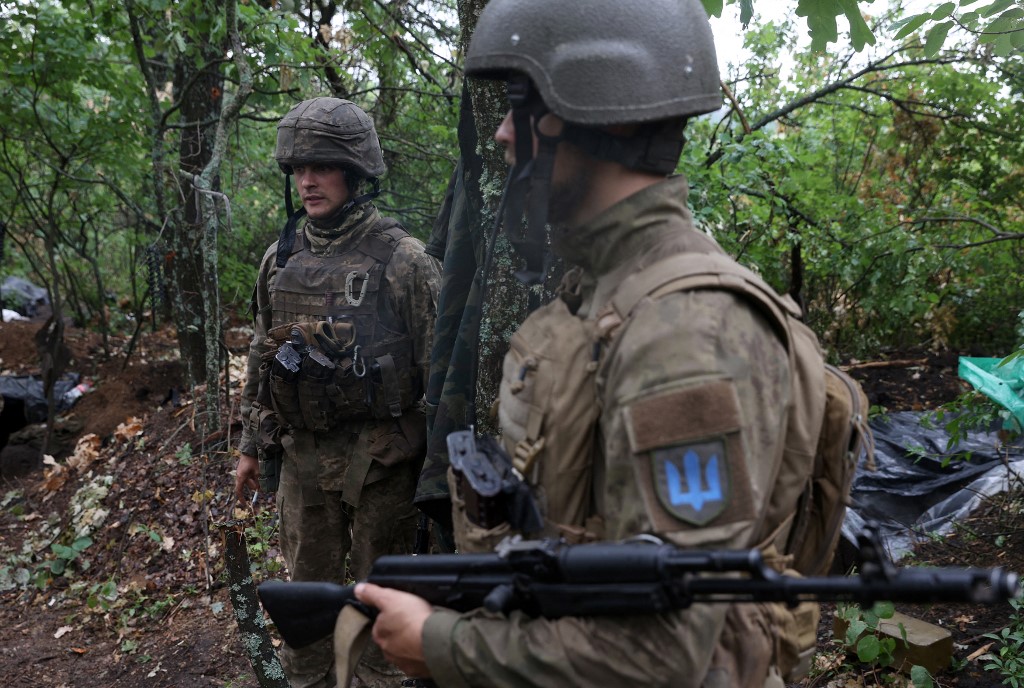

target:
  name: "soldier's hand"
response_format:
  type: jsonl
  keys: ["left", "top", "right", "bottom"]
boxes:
{"left": 234, "top": 453, "right": 260, "bottom": 503}
{"left": 355, "top": 582, "right": 432, "bottom": 678}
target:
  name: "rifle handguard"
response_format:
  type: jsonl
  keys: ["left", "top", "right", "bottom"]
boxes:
{"left": 257, "top": 532, "right": 1022, "bottom": 650}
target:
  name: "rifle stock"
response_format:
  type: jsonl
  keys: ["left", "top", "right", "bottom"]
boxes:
{"left": 257, "top": 580, "right": 359, "bottom": 650}
{"left": 257, "top": 533, "right": 1021, "bottom": 650}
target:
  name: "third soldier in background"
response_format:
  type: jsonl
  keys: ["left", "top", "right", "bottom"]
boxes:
{"left": 235, "top": 98, "right": 441, "bottom": 688}
{"left": 357, "top": 0, "right": 830, "bottom": 686}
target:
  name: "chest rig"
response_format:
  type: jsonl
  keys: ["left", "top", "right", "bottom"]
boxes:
{"left": 266, "top": 219, "right": 420, "bottom": 430}
{"left": 494, "top": 268, "right": 604, "bottom": 542}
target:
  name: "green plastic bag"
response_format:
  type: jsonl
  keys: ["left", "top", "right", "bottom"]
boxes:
{"left": 958, "top": 355, "right": 1024, "bottom": 433}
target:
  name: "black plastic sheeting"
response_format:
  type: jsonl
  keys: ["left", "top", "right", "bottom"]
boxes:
{"left": 0, "top": 373, "right": 81, "bottom": 424}
{"left": 1, "top": 276, "right": 49, "bottom": 317}
{"left": 843, "top": 411, "right": 1024, "bottom": 562}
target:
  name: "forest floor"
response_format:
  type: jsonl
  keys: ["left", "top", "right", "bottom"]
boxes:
{"left": 0, "top": 318, "right": 1020, "bottom": 688}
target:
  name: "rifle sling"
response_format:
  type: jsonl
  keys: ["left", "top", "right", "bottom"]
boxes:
{"left": 334, "top": 604, "right": 374, "bottom": 688}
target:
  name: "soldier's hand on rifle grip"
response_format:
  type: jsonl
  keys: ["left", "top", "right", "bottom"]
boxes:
{"left": 355, "top": 582, "right": 433, "bottom": 679}
{"left": 234, "top": 453, "right": 260, "bottom": 503}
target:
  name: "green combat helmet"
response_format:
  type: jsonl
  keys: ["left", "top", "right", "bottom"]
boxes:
{"left": 275, "top": 97, "right": 386, "bottom": 179}
{"left": 273, "top": 97, "right": 386, "bottom": 267}
{"left": 464, "top": 0, "right": 723, "bottom": 284}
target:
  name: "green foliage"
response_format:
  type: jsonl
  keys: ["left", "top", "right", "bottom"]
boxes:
{"left": 130, "top": 522, "right": 165, "bottom": 545}
{"left": 687, "top": 3, "right": 1024, "bottom": 361}
{"left": 2, "top": 0, "right": 1021, "bottom": 369}
{"left": 243, "top": 507, "right": 284, "bottom": 578}
{"left": 835, "top": 601, "right": 934, "bottom": 686}
{"left": 175, "top": 443, "right": 194, "bottom": 466}
{"left": 0, "top": 0, "right": 150, "bottom": 330}
{"left": 1003, "top": 310, "right": 1024, "bottom": 367}
{"left": 931, "top": 390, "right": 1009, "bottom": 451}
{"left": 838, "top": 601, "right": 902, "bottom": 667}
{"left": 928, "top": 311, "right": 1024, "bottom": 451}
{"left": 87, "top": 578, "right": 120, "bottom": 611}
{"left": 700, "top": 0, "right": 877, "bottom": 50}
{"left": 0, "top": 0, "right": 458, "bottom": 331}
{"left": 890, "top": 0, "right": 1024, "bottom": 56}
{"left": 49, "top": 536, "right": 93, "bottom": 576}
{"left": 983, "top": 598, "right": 1024, "bottom": 686}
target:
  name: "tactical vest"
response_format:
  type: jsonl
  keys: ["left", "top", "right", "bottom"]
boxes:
{"left": 488, "top": 253, "right": 864, "bottom": 684}
{"left": 266, "top": 219, "right": 420, "bottom": 430}
{"left": 496, "top": 269, "right": 600, "bottom": 541}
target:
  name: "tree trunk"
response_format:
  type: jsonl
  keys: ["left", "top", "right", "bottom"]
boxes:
{"left": 454, "top": 0, "right": 565, "bottom": 432}
{"left": 169, "top": 3, "right": 226, "bottom": 387}
{"left": 456, "top": 0, "right": 538, "bottom": 435}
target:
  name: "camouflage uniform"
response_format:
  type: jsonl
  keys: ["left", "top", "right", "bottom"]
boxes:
{"left": 240, "top": 202, "right": 441, "bottom": 688}
{"left": 421, "top": 176, "right": 797, "bottom": 687}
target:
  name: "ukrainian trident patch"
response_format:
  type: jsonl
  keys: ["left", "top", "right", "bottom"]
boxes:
{"left": 651, "top": 439, "right": 730, "bottom": 526}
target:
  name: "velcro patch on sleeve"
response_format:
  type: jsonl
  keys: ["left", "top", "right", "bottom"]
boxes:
{"left": 625, "top": 379, "right": 741, "bottom": 451}
{"left": 624, "top": 380, "right": 754, "bottom": 530}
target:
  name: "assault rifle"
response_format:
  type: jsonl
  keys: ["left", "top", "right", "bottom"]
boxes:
{"left": 257, "top": 528, "right": 1020, "bottom": 650}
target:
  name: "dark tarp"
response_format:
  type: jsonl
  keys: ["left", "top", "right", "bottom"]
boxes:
{"left": 843, "top": 411, "right": 1024, "bottom": 561}
{"left": 0, "top": 373, "right": 82, "bottom": 423}
{"left": 1, "top": 276, "right": 49, "bottom": 317}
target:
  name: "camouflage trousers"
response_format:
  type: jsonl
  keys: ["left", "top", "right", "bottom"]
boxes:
{"left": 277, "top": 454, "right": 420, "bottom": 688}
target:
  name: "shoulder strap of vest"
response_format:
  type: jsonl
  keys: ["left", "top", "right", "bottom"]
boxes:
{"left": 275, "top": 210, "right": 308, "bottom": 268}
{"left": 359, "top": 217, "right": 410, "bottom": 264}
{"left": 608, "top": 252, "right": 802, "bottom": 352}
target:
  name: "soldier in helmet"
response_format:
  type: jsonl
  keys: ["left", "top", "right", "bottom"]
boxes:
{"left": 354, "top": 0, "right": 826, "bottom": 686}
{"left": 234, "top": 97, "right": 441, "bottom": 688}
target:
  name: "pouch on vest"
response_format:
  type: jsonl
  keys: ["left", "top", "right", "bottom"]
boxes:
{"left": 446, "top": 466, "right": 512, "bottom": 554}
{"left": 367, "top": 355, "right": 404, "bottom": 419}
{"left": 496, "top": 277, "right": 600, "bottom": 535}
{"left": 297, "top": 348, "right": 337, "bottom": 432}
{"left": 328, "top": 358, "right": 373, "bottom": 420}
{"left": 251, "top": 395, "right": 285, "bottom": 493}
{"left": 366, "top": 409, "right": 429, "bottom": 468}
{"left": 447, "top": 430, "right": 543, "bottom": 534}
{"left": 785, "top": 364, "right": 874, "bottom": 576}
{"left": 269, "top": 341, "right": 305, "bottom": 428}
{"left": 258, "top": 443, "right": 283, "bottom": 493}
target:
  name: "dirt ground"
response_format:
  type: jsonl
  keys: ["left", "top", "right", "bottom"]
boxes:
{"left": 0, "top": 318, "right": 1019, "bottom": 688}
{"left": 0, "top": 319, "right": 259, "bottom": 687}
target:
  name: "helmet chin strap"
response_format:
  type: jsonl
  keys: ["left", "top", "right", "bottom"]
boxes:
{"left": 500, "top": 77, "right": 687, "bottom": 287}
{"left": 501, "top": 76, "right": 564, "bottom": 287}
{"left": 276, "top": 173, "right": 306, "bottom": 269}
{"left": 308, "top": 176, "right": 382, "bottom": 228}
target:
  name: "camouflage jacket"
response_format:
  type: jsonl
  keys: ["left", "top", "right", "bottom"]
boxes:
{"left": 239, "top": 204, "right": 441, "bottom": 503}
{"left": 422, "top": 176, "right": 797, "bottom": 687}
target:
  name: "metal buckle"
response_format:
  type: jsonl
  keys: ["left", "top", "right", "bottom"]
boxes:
{"left": 345, "top": 271, "right": 369, "bottom": 306}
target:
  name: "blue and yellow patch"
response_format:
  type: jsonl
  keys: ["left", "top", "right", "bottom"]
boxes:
{"left": 651, "top": 440, "right": 730, "bottom": 526}
{"left": 625, "top": 379, "right": 753, "bottom": 531}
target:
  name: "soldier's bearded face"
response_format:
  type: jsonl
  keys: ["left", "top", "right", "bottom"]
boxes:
{"left": 293, "top": 164, "right": 351, "bottom": 220}
{"left": 495, "top": 111, "right": 592, "bottom": 227}
{"left": 547, "top": 154, "right": 592, "bottom": 227}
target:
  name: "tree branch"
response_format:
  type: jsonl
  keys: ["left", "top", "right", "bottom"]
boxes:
{"left": 705, "top": 51, "right": 962, "bottom": 168}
